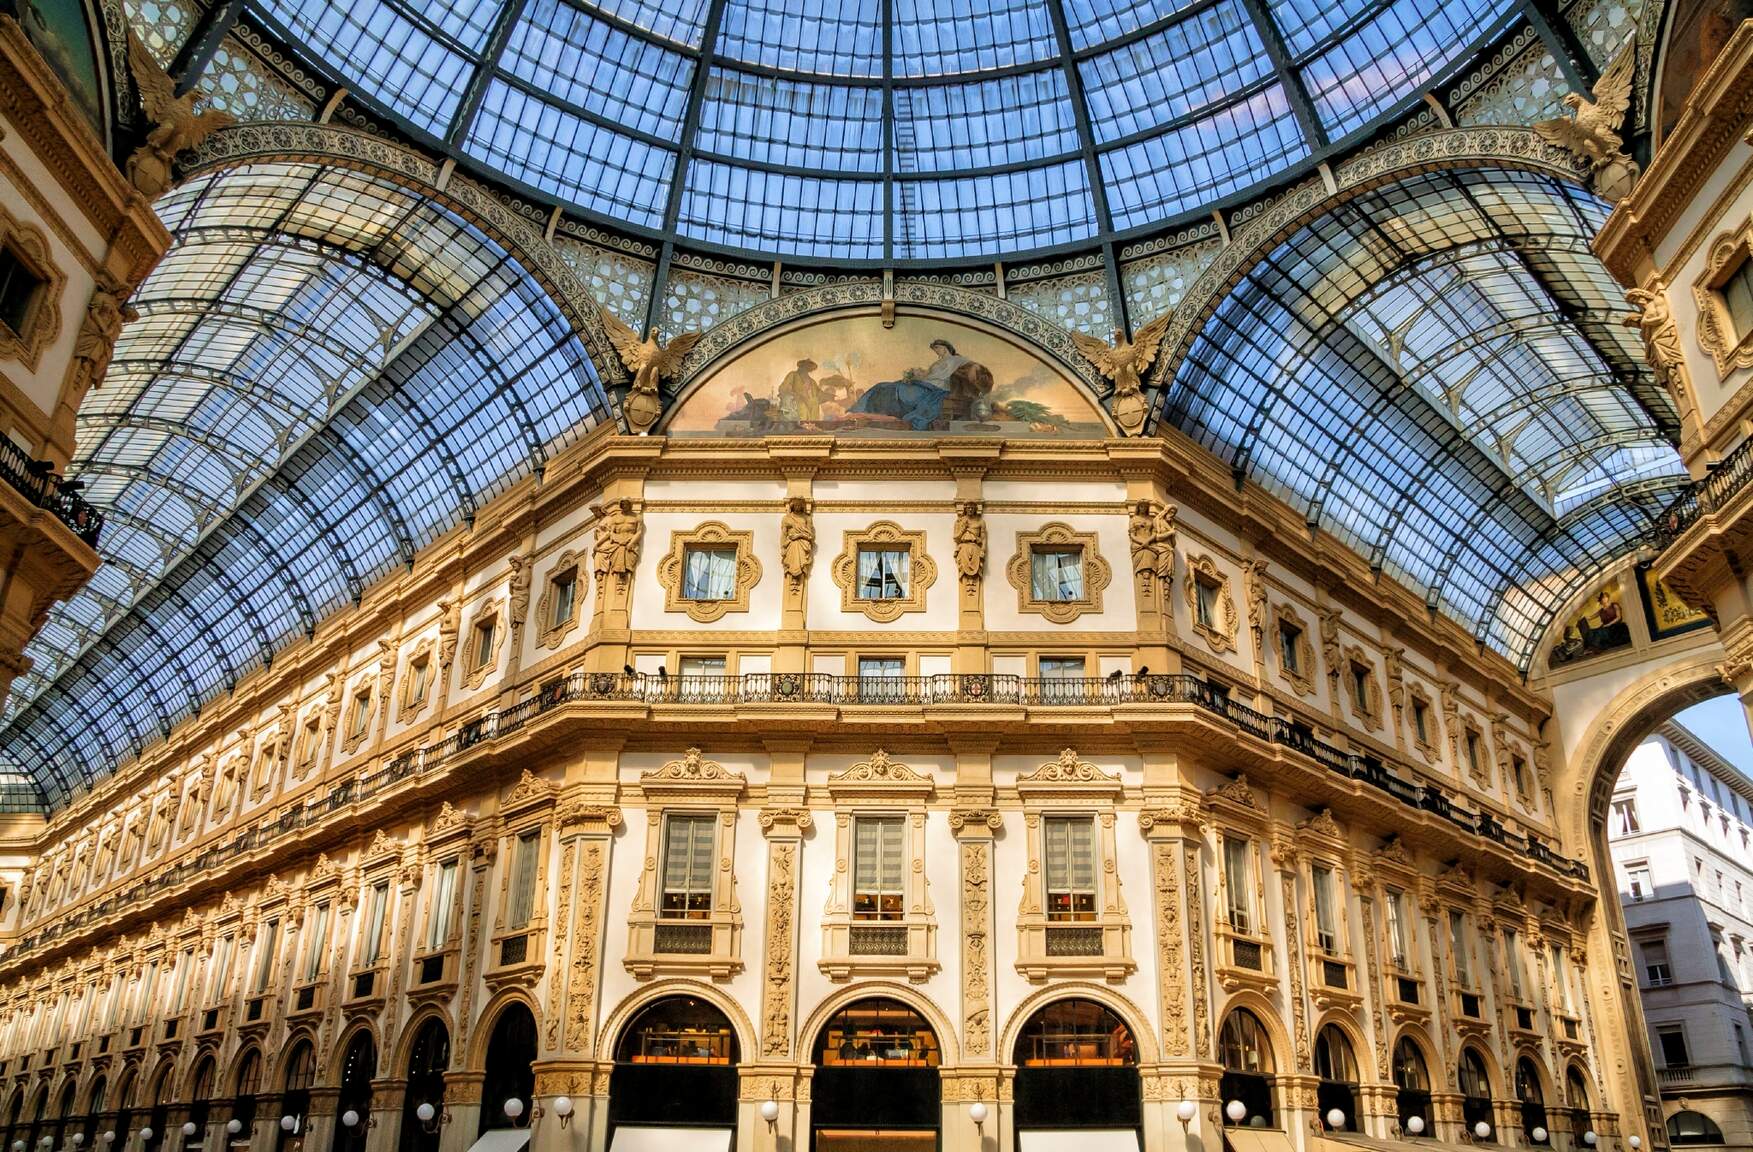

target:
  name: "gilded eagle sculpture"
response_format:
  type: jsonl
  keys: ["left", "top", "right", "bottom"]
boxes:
{"left": 125, "top": 33, "right": 234, "bottom": 198}
{"left": 598, "top": 306, "right": 704, "bottom": 433}
{"left": 1068, "top": 311, "right": 1175, "bottom": 436}
{"left": 1533, "top": 37, "right": 1640, "bottom": 203}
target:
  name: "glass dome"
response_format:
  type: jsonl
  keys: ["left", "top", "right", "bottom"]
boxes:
{"left": 247, "top": 0, "right": 1516, "bottom": 260}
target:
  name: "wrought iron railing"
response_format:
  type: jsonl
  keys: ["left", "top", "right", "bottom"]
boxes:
{"left": 6, "top": 671, "right": 1590, "bottom": 962}
{"left": 1653, "top": 435, "right": 1753, "bottom": 550}
{"left": 0, "top": 438, "right": 102, "bottom": 546}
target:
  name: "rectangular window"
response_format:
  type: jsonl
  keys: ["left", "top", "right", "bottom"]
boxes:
{"left": 1725, "top": 256, "right": 1753, "bottom": 340}
{"left": 252, "top": 920, "right": 278, "bottom": 993}
{"left": 1350, "top": 663, "right": 1371, "bottom": 713}
{"left": 1449, "top": 910, "right": 1472, "bottom": 986}
{"left": 1278, "top": 621, "right": 1303, "bottom": 676}
{"left": 681, "top": 546, "right": 739, "bottom": 600}
{"left": 1385, "top": 887, "right": 1411, "bottom": 968}
{"left": 507, "top": 830, "right": 541, "bottom": 931}
{"left": 1195, "top": 577, "right": 1218, "bottom": 629}
{"left": 471, "top": 618, "right": 496, "bottom": 669}
{"left": 1550, "top": 943, "right": 1572, "bottom": 1011}
{"left": 1504, "top": 928, "right": 1524, "bottom": 998}
{"left": 207, "top": 936, "right": 232, "bottom": 1003}
{"left": 1412, "top": 699, "right": 1430, "bottom": 744}
{"left": 1465, "top": 729, "right": 1482, "bottom": 774}
{"left": 1031, "top": 548, "right": 1085, "bottom": 602}
{"left": 0, "top": 246, "right": 45, "bottom": 338}
{"left": 852, "top": 816, "right": 905, "bottom": 921}
{"left": 407, "top": 656, "right": 432, "bottom": 707}
{"left": 1039, "top": 656, "right": 1085, "bottom": 679}
{"left": 1626, "top": 864, "right": 1653, "bottom": 901}
{"left": 425, "top": 860, "right": 459, "bottom": 950}
{"left": 360, "top": 882, "right": 389, "bottom": 966}
{"left": 660, "top": 814, "right": 716, "bottom": 919}
{"left": 172, "top": 949, "right": 193, "bottom": 1014}
{"left": 549, "top": 567, "right": 578, "bottom": 627}
{"left": 1223, "top": 835, "right": 1253, "bottom": 934}
{"left": 857, "top": 656, "right": 906, "bottom": 702}
{"left": 679, "top": 655, "right": 726, "bottom": 679}
{"left": 856, "top": 548, "right": 910, "bottom": 600}
{"left": 1611, "top": 798, "right": 1639, "bottom": 836}
{"left": 1658, "top": 1025, "right": 1691, "bottom": 1068}
{"left": 348, "top": 690, "right": 370, "bottom": 739}
{"left": 303, "top": 902, "right": 330, "bottom": 981}
{"left": 1043, "top": 816, "right": 1097, "bottom": 921}
{"left": 297, "top": 720, "right": 321, "bottom": 768}
{"left": 1311, "top": 864, "right": 1338, "bottom": 952}
{"left": 1512, "top": 756, "right": 1530, "bottom": 797}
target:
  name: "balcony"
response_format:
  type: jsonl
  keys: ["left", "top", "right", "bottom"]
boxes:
{"left": 1653, "top": 435, "right": 1753, "bottom": 605}
{"left": 0, "top": 438, "right": 103, "bottom": 546}
{"left": 1658, "top": 1063, "right": 1753, "bottom": 1089}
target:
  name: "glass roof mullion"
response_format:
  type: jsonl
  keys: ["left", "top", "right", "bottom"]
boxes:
{"left": 261, "top": 470, "right": 368, "bottom": 606}
{"left": 881, "top": 0, "right": 893, "bottom": 263}
{"left": 1233, "top": 0, "right": 1327, "bottom": 147}
{"left": 446, "top": 0, "right": 531, "bottom": 146}
{"left": 1043, "top": 0, "right": 1125, "bottom": 331}
{"left": 309, "top": 424, "right": 418, "bottom": 570}
{"left": 152, "top": 581, "right": 244, "bottom": 695}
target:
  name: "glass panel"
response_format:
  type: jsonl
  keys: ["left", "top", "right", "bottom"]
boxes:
{"left": 660, "top": 814, "right": 715, "bottom": 918}
{"left": 1044, "top": 816, "right": 1096, "bottom": 921}
{"left": 682, "top": 547, "right": 739, "bottom": 600}
{"left": 1031, "top": 548, "right": 1084, "bottom": 602}
{"left": 853, "top": 816, "right": 905, "bottom": 921}
{"left": 362, "top": 882, "right": 388, "bottom": 965}
{"left": 856, "top": 548, "right": 910, "bottom": 600}
{"left": 507, "top": 831, "right": 540, "bottom": 930}
{"left": 303, "top": 902, "right": 330, "bottom": 981}
{"left": 1223, "top": 836, "right": 1253, "bottom": 932}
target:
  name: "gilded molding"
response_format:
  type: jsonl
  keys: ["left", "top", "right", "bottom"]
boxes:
{"left": 829, "top": 521, "right": 937, "bottom": 622}
{"left": 1692, "top": 218, "right": 1753, "bottom": 378}
{"left": 654, "top": 521, "right": 762, "bottom": 623}
{"left": 0, "top": 204, "right": 63, "bottom": 371}
{"left": 759, "top": 839, "right": 798, "bottom": 1058}
{"left": 1183, "top": 552, "right": 1238, "bottom": 653}
{"left": 1005, "top": 521, "right": 1111, "bottom": 625}
{"left": 535, "top": 550, "right": 585, "bottom": 651}
{"left": 1342, "top": 644, "right": 1384, "bottom": 732}
{"left": 960, "top": 839, "right": 993, "bottom": 1057}
{"left": 460, "top": 598, "right": 504, "bottom": 691}
{"left": 1270, "top": 600, "right": 1316, "bottom": 695}
{"left": 564, "top": 838, "right": 606, "bottom": 1057}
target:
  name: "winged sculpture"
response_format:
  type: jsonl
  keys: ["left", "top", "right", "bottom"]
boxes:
{"left": 1534, "top": 37, "right": 1640, "bottom": 202}
{"left": 125, "top": 33, "right": 234, "bottom": 197}
{"left": 1069, "top": 311, "right": 1175, "bottom": 435}
{"left": 598, "top": 306, "right": 704, "bottom": 433}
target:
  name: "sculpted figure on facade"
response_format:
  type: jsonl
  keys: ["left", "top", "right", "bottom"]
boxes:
{"left": 1242, "top": 558, "right": 1270, "bottom": 644}
{"left": 1624, "top": 283, "right": 1687, "bottom": 397}
{"left": 953, "top": 501, "right": 985, "bottom": 592}
{"left": 1068, "top": 312, "right": 1174, "bottom": 435}
{"left": 67, "top": 278, "right": 137, "bottom": 408}
{"left": 124, "top": 33, "right": 236, "bottom": 197}
{"left": 592, "top": 499, "right": 642, "bottom": 589}
{"left": 1533, "top": 36, "right": 1640, "bottom": 202}
{"left": 178, "top": 762, "right": 209, "bottom": 837}
{"left": 598, "top": 306, "right": 705, "bottom": 433}
{"left": 1128, "top": 499, "right": 1176, "bottom": 595}
{"left": 781, "top": 496, "right": 815, "bottom": 593}
{"left": 507, "top": 555, "right": 533, "bottom": 643}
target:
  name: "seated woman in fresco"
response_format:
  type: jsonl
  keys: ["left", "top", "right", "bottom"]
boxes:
{"left": 849, "top": 339, "right": 994, "bottom": 430}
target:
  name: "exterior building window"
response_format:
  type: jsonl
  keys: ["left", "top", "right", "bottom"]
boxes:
{"left": 251, "top": 921, "right": 278, "bottom": 994}
{"left": 347, "top": 690, "right": 370, "bottom": 740}
{"left": 1031, "top": 547, "right": 1084, "bottom": 602}
{"left": 1658, "top": 1025, "right": 1691, "bottom": 1068}
{"left": 471, "top": 617, "right": 496, "bottom": 669}
{"left": 1449, "top": 910, "right": 1473, "bottom": 987}
{"left": 1218, "top": 1010, "right": 1276, "bottom": 1127}
{"left": 1195, "top": 576, "right": 1219, "bottom": 630}
{"left": 1278, "top": 619, "right": 1303, "bottom": 676}
{"left": 1310, "top": 864, "right": 1338, "bottom": 952}
{"left": 1464, "top": 729, "right": 1483, "bottom": 777}
{"left": 1040, "top": 656, "right": 1085, "bottom": 679}
{"left": 0, "top": 246, "right": 46, "bottom": 339}
{"left": 1385, "top": 888, "right": 1412, "bottom": 968}
{"left": 1723, "top": 254, "right": 1753, "bottom": 339}
{"left": 1350, "top": 663, "right": 1371, "bottom": 715}
{"left": 359, "top": 881, "right": 389, "bottom": 966}
{"left": 1512, "top": 754, "right": 1530, "bottom": 798}
{"left": 1625, "top": 864, "right": 1652, "bottom": 901}
{"left": 405, "top": 654, "right": 432, "bottom": 710}
{"left": 303, "top": 902, "right": 330, "bottom": 981}
{"left": 506, "top": 830, "right": 541, "bottom": 930}
{"left": 207, "top": 936, "right": 232, "bottom": 1004}
{"left": 1412, "top": 699, "right": 1430, "bottom": 744}
{"left": 852, "top": 816, "right": 904, "bottom": 921}
{"left": 1550, "top": 943, "right": 1573, "bottom": 1013}
{"left": 1611, "top": 798, "right": 1639, "bottom": 835}
{"left": 856, "top": 548, "right": 909, "bottom": 600}
{"left": 660, "top": 814, "right": 716, "bottom": 919}
{"left": 1504, "top": 928, "right": 1525, "bottom": 1000}
{"left": 548, "top": 566, "right": 577, "bottom": 629}
{"left": 296, "top": 720, "right": 321, "bottom": 771}
{"left": 1223, "top": 835, "right": 1254, "bottom": 934}
{"left": 425, "top": 860, "right": 459, "bottom": 950}
{"left": 857, "top": 656, "right": 906, "bottom": 702}
{"left": 1044, "top": 816, "right": 1097, "bottom": 921}
{"left": 681, "top": 546, "right": 738, "bottom": 600}
{"left": 171, "top": 950, "right": 193, "bottom": 1014}
{"left": 679, "top": 655, "right": 726, "bottom": 680}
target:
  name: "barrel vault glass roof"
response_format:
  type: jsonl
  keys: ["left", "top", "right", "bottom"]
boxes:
{"left": 242, "top": 0, "right": 1519, "bottom": 260}
{"left": 0, "top": 161, "right": 612, "bottom": 806}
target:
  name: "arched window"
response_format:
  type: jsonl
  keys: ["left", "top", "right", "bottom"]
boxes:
{"left": 477, "top": 1005, "right": 536, "bottom": 1137}
{"left": 186, "top": 1058, "right": 216, "bottom": 1150}
{"left": 811, "top": 1000, "right": 940, "bottom": 1151}
{"left": 277, "top": 1041, "right": 316, "bottom": 1152}
{"left": 1459, "top": 1048, "right": 1494, "bottom": 1138}
{"left": 52, "top": 1081, "right": 76, "bottom": 1151}
{"left": 78, "top": 1077, "right": 105, "bottom": 1151}
{"left": 1012, "top": 1000, "right": 1141, "bottom": 1136}
{"left": 1218, "top": 1010, "right": 1275, "bottom": 1128}
{"left": 608, "top": 997, "right": 740, "bottom": 1141}
{"left": 231, "top": 1050, "right": 261, "bottom": 1147}
{"left": 1516, "top": 1058, "right": 1548, "bottom": 1144}
{"left": 1565, "top": 1067, "right": 1591, "bottom": 1135}
{"left": 331, "top": 1033, "right": 376, "bottom": 1152}
{"left": 397, "top": 1021, "right": 448, "bottom": 1152}
{"left": 1313, "top": 1025, "right": 1359, "bottom": 1132}
{"left": 108, "top": 1068, "right": 135, "bottom": 1152}
{"left": 1392, "top": 1037, "right": 1431, "bottom": 1131}
{"left": 1668, "top": 1110, "right": 1726, "bottom": 1145}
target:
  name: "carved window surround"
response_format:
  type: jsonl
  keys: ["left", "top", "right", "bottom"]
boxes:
{"left": 1293, "top": 809, "right": 1361, "bottom": 1011}
{"left": 462, "top": 598, "right": 505, "bottom": 690}
{"left": 656, "top": 522, "right": 762, "bottom": 623}
{"left": 1370, "top": 837, "right": 1427, "bottom": 1024}
{"left": 830, "top": 522, "right": 937, "bottom": 622}
{"left": 1405, "top": 682, "right": 1441, "bottom": 764}
{"left": 1495, "top": 723, "right": 1534, "bottom": 806}
{"left": 411, "top": 806, "right": 473, "bottom": 999}
{"left": 626, "top": 749, "right": 745, "bottom": 980}
{"left": 1270, "top": 601, "right": 1316, "bottom": 695}
{"left": 287, "top": 861, "right": 343, "bottom": 1019}
{"left": 1006, "top": 522, "right": 1112, "bottom": 625}
{"left": 536, "top": 550, "right": 586, "bottom": 649}
{"left": 487, "top": 771, "right": 556, "bottom": 989}
{"left": 1184, "top": 553, "right": 1238, "bottom": 653}
{"left": 1458, "top": 714, "right": 1490, "bottom": 791}
{"left": 1207, "top": 775, "right": 1275, "bottom": 995}
{"left": 0, "top": 204, "right": 64, "bottom": 370}
{"left": 340, "top": 676, "right": 376, "bottom": 755}
{"left": 1342, "top": 646, "right": 1383, "bottom": 732}
{"left": 819, "top": 751, "right": 938, "bottom": 982}
{"left": 344, "top": 845, "right": 400, "bottom": 1008}
{"left": 1694, "top": 219, "right": 1753, "bottom": 377}
{"left": 1014, "top": 750, "right": 1133, "bottom": 982}
{"left": 398, "top": 640, "right": 436, "bottom": 724}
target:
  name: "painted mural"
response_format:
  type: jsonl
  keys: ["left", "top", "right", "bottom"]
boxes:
{"left": 1547, "top": 578, "right": 1633, "bottom": 668}
{"left": 1638, "top": 564, "right": 1712, "bottom": 640}
{"left": 665, "top": 313, "right": 1110, "bottom": 438}
{"left": 9, "top": 0, "right": 105, "bottom": 134}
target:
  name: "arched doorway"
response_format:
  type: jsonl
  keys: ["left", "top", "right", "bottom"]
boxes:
{"left": 811, "top": 998, "right": 940, "bottom": 1152}
{"left": 1012, "top": 998, "right": 1141, "bottom": 1149}
{"left": 1218, "top": 1009, "right": 1276, "bottom": 1129}
{"left": 331, "top": 1033, "right": 375, "bottom": 1152}
{"left": 51, "top": 1081, "right": 75, "bottom": 1152}
{"left": 24, "top": 1084, "right": 47, "bottom": 1152}
{"left": 186, "top": 1057, "right": 216, "bottom": 1152}
{"left": 1391, "top": 1037, "right": 1431, "bottom": 1131}
{"left": 607, "top": 996, "right": 739, "bottom": 1150}
{"left": 1517, "top": 1058, "right": 1549, "bottom": 1143}
{"left": 230, "top": 1050, "right": 261, "bottom": 1150}
{"left": 110, "top": 1068, "right": 136, "bottom": 1150}
{"left": 477, "top": 1005, "right": 536, "bottom": 1138}
{"left": 397, "top": 1021, "right": 447, "bottom": 1152}
{"left": 276, "top": 1041, "right": 316, "bottom": 1152}
{"left": 145, "top": 1063, "right": 173, "bottom": 1152}
{"left": 1313, "top": 1025, "right": 1359, "bottom": 1132}
{"left": 3, "top": 1086, "right": 23, "bottom": 1151}
{"left": 1459, "top": 1047, "right": 1494, "bottom": 1139}
{"left": 1564, "top": 1066, "right": 1591, "bottom": 1141}
{"left": 79, "top": 1076, "right": 105, "bottom": 1150}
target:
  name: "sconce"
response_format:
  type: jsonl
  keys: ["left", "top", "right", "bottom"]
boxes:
{"left": 138, "top": 1131, "right": 155, "bottom": 1147}
{"left": 1324, "top": 1109, "right": 1345, "bottom": 1133}
{"left": 1630, "top": 1138, "right": 1643, "bottom": 1150}
{"left": 102, "top": 1134, "right": 117, "bottom": 1146}
{"left": 1402, "top": 1117, "right": 1425, "bottom": 1138}
{"left": 1473, "top": 1122, "right": 1493, "bottom": 1142}
{"left": 970, "top": 1102, "right": 987, "bottom": 1135}
{"left": 551, "top": 1098, "right": 573, "bottom": 1131}
{"left": 502, "top": 1101, "right": 525, "bottom": 1129}
{"left": 1532, "top": 1128, "right": 1548, "bottom": 1145}
{"left": 71, "top": 1136, "right": 84, "bottom": 1148}
{"left": 414, "top": 1104, "right": 445, "bottom": 1136}
{"left": 224, "top": 1123, "right": 241, "bottom": 1138}
{"left": 180, "top": 1126, "right": 196, "bottom": 1140}
{"left": 1175, "top": 1101, "right": 1196, "bottom": 1130}
{"left": 339, "top": 1113, "right": 375, "bottom": 1133}
{"left": 759, "top": 1101, "right": 778, "bottom": 1133}
{"left": 1225, "top": 1101, "right": 1246, "bottom": 1124}
{"left": 1583, "top": 1133, "right": 1598, "bottom": 1147}
{"left": 277, "top": 1117, "right": 298, "bottom": 1136}
{"left": 12, "top": 1139, "right": 23, "bottom": 1151}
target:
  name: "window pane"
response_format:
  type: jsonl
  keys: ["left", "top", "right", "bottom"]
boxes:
{"left": 853, "top": 816, "right": 905, "bottom": 920}
{"left": 508, "top": 830, "right": 540, "bottom": 929}
{"left": 683, "top": 547, "right": 739, "bottom": 599}
{"left": 661, "top": 814, "right": 716, "bottom": 918}
{"left": 1044, "top": 815, "right": 1096, "bottom": 920}
{"left": 857, "top": 548, "right": 910, "bottom": 599}
{"left": 1031, "top": 548, "right": 1084, "bottom": 601}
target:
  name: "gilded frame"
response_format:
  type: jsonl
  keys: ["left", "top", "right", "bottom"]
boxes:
{"left": 1006, "top": 522, "right": 1111, "bottom": 625}
{"left": 830, "top": 521, "right": 938, "bottom": 623}
{"left": 1693, "top": 217, "right": 1753, "bottom": 377}
{"left": 1183, "top": 553, "right": 1238, "bottom": 653}
{"left": 655, "top": 522, "right": 763, "bottom": 623}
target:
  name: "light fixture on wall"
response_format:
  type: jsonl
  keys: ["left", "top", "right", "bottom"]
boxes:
{"left": 1583, "top": 1133, "right": 1598, "bottom": 1147}
{"left": 1404, "top": 1117, "right": 1425, "bottom": 1137}
{"left": 1325, "top": 1109, "right": 1345, "bottom": 1131}
{"left": 179, "top": 1125, "right": 195, "bottom": 1139}
{"left": 970, "top": 1102, "right": 987, "bottom": 1136}
{"left": 1225, "top": 1101, "right": 1246, "bottom": 1124}
{"left": 277, "top": 1117, "right": 297, "bottom": 1136}
{"left": 414, "top": 1104, "right": 444, "bottom": 1135}
{"left": 1175, "top": 1101, "right": 1196, "bottom": 1129}
{"left": 71, "top": 1135, "right": 84, "bottom": 1147}
{"left": 550, "top": 1098, "right": 572, "bottom": 1131}
{"left": 1630, "top": 1139, "right": 1642, "bottom": 1150}
{"left": 759, "top": 1101, "right": 778, "bottom": 1133}
{"left": 1532, "top": 1128, "right": 1547, "bottom": 1144}
{"left": 102, "top": 1133, "right": 116, "bottom": 1145}
{"left": 139, "top": 1129, "right": 154, "bottom": 1144}
{"left": 1474, "top": 1122, "right": 1492, "bottom": 1140}
{"left": 502, "top": 1100, "right": 524, "bottom": 1128}
{"left": 224, "top": 1123, "right": 240, "bottom": 1137}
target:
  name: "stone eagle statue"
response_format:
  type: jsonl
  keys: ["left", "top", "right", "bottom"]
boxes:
{"left": 1069, "top": 311, "right": 1175, "bottom": 435}
{"left": 1534, "top": 37, "right": 1640, "bottom": 202}
{"left": 598, "top": 305, "right": 703, "bottom": 433}
{"left": 125, "top": 32, "right": 234, "bottom": 198}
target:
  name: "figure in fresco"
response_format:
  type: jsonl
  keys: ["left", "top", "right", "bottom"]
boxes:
{"left": 1547, "top": 585, "right": 1634, "bottom": 667}
{"left": 849, "top": 339, "right": 994, "bottom": 430}
{"left": 778, "top": 359, "right": 823, "bottom": 422}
